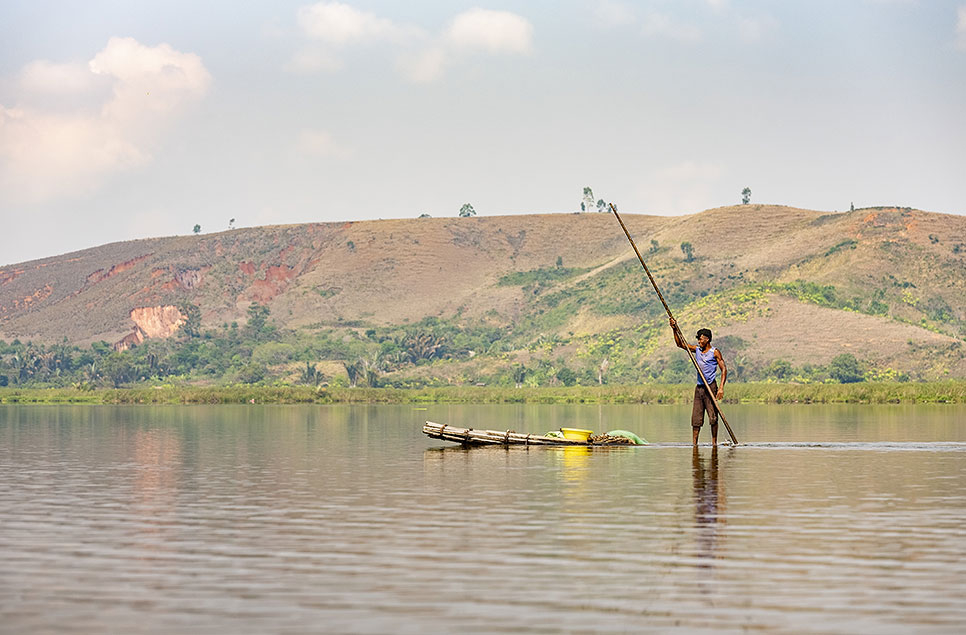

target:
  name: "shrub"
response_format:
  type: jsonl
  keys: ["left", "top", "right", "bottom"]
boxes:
{"left": 555, "top": 367, "right": 577, "bottom": 387}
{"left": 236, "top": 362, "right": 267, "bottom": 384}
{"left": 680, "top": 242, "right": 695, "bottom": 262}
{"left": 829, "top": 353, "right": 864, "bottom": 383}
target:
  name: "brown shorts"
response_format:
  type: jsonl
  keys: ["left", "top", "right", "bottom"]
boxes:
{"left": 691, "top": 381, "right": 719, "bottom": 429}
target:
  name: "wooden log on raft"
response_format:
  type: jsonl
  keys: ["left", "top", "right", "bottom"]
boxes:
{"left": 423, "top": 421, "right": 583, "bottom": 445}
{"left": 422, "top": 421, "right": 637, "bottom": 446}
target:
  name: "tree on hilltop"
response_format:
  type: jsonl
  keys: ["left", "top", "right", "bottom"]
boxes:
{"left": 459, "top": 203, "right": 476, "bottom": 217}
{"left": 581, "top": 187, "right": 595, "bottom": 212}
{"left": 741, "top": 187, "right": 752, "bottom": 204}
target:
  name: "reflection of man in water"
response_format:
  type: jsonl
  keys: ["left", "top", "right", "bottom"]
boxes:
{"left": 670, "top": 318, "right": 727, "bottom": 446}
{"left": 692, "top": 446, "right": 722, "bottom": 565}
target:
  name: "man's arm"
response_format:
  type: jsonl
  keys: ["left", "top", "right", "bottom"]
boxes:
{"left": 714, "top": 349, "right": 727, "bottom": 400}
{"left": 669, "top": 318, "right": 695, "bottom": 351}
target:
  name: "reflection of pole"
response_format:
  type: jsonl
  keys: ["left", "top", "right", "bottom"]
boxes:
{"left": 610, "top": 203, "right": 738, "bottom": 445}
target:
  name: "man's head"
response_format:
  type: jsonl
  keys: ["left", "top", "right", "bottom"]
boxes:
{"left": 696, "top": 328, "right": 712, "bottom": 343}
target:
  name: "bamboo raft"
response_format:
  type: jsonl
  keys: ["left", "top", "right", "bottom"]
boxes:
{"left": 423, "top": 421, "right": 641, "bottom": 446}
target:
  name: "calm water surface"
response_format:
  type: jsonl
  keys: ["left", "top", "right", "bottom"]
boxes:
{"left": 1, "top": 404, "right": 965, "bottom": 633}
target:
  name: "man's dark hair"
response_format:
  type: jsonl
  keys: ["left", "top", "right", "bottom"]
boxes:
{"left": 696, "top": 328, "right": 712, "bottom": 341}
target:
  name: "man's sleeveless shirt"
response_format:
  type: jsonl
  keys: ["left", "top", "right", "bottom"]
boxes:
{"left": 695, "top": 346, "right": 717, "bottom": 386}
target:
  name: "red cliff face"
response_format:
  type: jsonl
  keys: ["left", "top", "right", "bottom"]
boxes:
{"left": 114, "top": 305, "right": 186, "bottom": 350}
{"left": 130, "top": 306, "right": 185, "bottom": 339}
{"left": 248, "top": 265, "right": 297, "bottom": 303}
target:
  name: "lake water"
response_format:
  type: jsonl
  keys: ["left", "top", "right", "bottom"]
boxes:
{"left": 1, "top": 404, "right": 965, "bottom": 633}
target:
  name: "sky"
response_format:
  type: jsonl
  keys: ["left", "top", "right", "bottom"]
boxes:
{"left": 1, "top": 0, "right": 965, "bottom": 266}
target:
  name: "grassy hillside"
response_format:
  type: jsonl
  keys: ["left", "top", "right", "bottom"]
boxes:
{"left": 1, "top": 205, "right": 965, "bottom": 386}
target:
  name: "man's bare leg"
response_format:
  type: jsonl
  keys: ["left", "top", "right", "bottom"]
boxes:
{"left": 692, "top": 427, "right": 700, "bottom": 446}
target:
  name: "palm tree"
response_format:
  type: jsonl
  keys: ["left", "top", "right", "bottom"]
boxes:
{"left": 300, "top": 362, "right": 324, "bottom": 386}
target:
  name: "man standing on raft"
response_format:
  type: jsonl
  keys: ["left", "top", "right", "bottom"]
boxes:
{"left": 669, "top": 317, "right": 727, "bottom": 446}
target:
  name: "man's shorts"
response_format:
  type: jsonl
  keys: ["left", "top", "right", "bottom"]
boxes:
{"left": 691, "top": 381, "right": 719, "bottom": 429}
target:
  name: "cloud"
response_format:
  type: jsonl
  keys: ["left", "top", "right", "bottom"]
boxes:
{"left": 399, "top": 9, "right": 534, "bottom": 83}
{"left": 296, "top": 2, "right": 413, "bottom": 46}
{"left": 90, "top": 37, "right": 211, "bottom": 131}
{"left": 289, "top": 3, "right": 533, "bottom": 82}
{"left": 290, "top": 1, "right": 420, "bottom": 72}
{"left": 442, "top": 8, "right": 534, "bottom": 55}
{"left": 957, "top": 5, "right": 966, "bottom": 51}
{"left": 0, "top": 38, "right": 210, "bottom": 205}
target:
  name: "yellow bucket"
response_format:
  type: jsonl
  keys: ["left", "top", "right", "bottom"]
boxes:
{"left": 560, "top": 428, "right": 593, "bottom": 442}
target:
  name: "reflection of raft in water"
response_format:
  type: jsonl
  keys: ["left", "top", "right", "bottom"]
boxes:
{"left": 423, "top": 421, "right": 646, "bottom": 446}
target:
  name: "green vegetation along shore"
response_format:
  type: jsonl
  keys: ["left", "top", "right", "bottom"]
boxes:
{"left": 2, "top": 381, "right": 966, "bottom": 405}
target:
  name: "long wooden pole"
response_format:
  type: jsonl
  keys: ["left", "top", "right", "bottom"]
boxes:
{"left": 610, "top": 204, "right": 738, "bottom": 445}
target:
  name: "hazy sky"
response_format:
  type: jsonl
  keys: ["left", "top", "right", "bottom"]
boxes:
{"left": 2, "top": 0, "right": 965, "bottom": 266}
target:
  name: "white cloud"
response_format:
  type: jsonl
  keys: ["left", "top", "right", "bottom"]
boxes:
{"left": 290, "top": 2, "right": 422, "bottom": 74}
{"left": 290, "top": 4, "right": 533, "bottom": 82}
{"left": 0, "top": 38, "right": 210, "bottom": 205}
{"left": 443, "top": 8, "right": 534, "bottom": 55}
{"left": 296, "top": 1, "right": 413, "bottom": 46}
{"left": 90, "top": 37, "right": 210, "bottom": 131}
{"left": 399, "top": 9, "right": 534, "bottom": 82}
{"left": 957, "top": 5, "right": 966, "bottom": 51}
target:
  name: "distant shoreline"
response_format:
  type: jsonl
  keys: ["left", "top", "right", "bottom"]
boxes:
{"left": 1, "top": 382, "right": 965, "bottom": 405}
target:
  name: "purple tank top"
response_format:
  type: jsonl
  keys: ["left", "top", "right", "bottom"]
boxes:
{"left": 695, "top": 346, "right": 717, "bottom": 386}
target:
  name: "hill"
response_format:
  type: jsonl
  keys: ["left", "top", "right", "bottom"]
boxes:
{"left": 2, "top": 205, "right": 965, "bottom": 385}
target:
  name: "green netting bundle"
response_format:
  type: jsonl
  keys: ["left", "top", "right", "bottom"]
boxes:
{"left": 604, "top": 430, "right": 647, "bottom": 445}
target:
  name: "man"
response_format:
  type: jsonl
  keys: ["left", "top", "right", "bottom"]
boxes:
{"left": 669, "top": 317, "right": 727, "bottom": 445}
